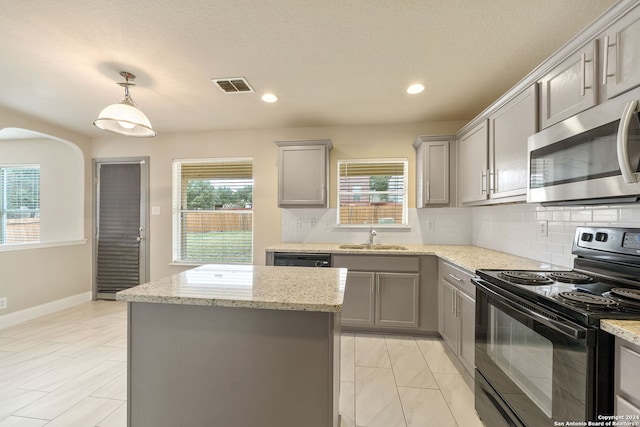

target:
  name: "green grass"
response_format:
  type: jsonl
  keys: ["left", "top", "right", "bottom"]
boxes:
{"left": 182, "top": 231, "right": 252, "bottom": 263}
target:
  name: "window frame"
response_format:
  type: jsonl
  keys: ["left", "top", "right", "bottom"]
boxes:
{"left": 0, "top": 164, "right": 41, "bottom": 245}
{"left": 172, "top": 157, "right": 253, "bottom": 265}
{"left": 336, "top": 158, "right": 409, "bottom": 228}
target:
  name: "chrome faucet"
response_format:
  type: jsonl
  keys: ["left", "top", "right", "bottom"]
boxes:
{"left": 368, "top": 227, "right": 377, "bottom": 245}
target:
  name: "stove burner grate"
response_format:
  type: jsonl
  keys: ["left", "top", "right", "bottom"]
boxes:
{"left": 548, "top": 272, "right": 594, "bottom": 284}
{"left": 499, "top": 271, "right": 553, "bottom": 285}
{"left": 555, "top": 291, "right": 619, "bottom": 309}
{"left": 611, "top": 288, "right": 640, "bottom": 302}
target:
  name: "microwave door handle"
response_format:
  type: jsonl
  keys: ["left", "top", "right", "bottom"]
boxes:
{"left": 617, "top": 100, "right": 639, "bottom": 184}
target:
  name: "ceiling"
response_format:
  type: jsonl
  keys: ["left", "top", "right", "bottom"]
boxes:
{"left": 0, "top": 0, "right": 616, "bottom": 138}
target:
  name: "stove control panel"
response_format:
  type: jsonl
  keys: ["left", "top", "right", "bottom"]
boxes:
{"left": 574, "top": 226, "right": 640, "bottom": 258}
{"left": 623, "top": 232, "right": 640, "bottom": 250}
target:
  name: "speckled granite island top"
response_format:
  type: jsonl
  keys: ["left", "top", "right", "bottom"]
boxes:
{"left": 601, "top": 320, "right": 640, "bottom": 345}
{"left": 116, "top": 264, "right": 347, "bottom": 312}
{"left": 266, "top": 243, "right": 555, "bottom": 273}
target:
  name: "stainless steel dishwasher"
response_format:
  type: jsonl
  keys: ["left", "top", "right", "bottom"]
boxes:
{"left": 270, "top": 252, "right": 332, "bottom": 267}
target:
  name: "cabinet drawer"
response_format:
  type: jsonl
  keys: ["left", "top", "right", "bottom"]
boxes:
{"left": 439, "top": 261, "right": 475, "bottom": 296}
{"left": 333, "top": 255, "right": 419, "bottom": 272}
{"left": 619, "top": 341, "right": 640, "bottom": 406}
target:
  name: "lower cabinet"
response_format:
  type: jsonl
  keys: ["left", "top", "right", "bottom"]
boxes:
{"left": 334, "top": 255, "right": 435, "bottom": 332}
{"left": 438, "top": 260, "right": 475, "bottom": 376}
{"left": 615, "top": 337, "right": 640, "bottom": 416}
{"left": 341, "top": 271, "right": 419, "bottom": 329}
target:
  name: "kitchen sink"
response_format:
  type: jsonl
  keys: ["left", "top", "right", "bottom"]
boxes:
{"left": 338, "top": 244, "right": 408, "bottom": 250}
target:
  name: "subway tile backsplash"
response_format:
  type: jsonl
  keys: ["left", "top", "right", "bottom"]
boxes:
{"left": 282, "top": 203, "right": 640, "bottom": 269}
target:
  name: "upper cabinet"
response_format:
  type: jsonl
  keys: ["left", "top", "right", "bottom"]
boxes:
{"left": 458, "top": 121, "right": 488, "bottom": 204}
{"left": 538, "top": 40, "right": 598, "bottom": 129}
{"left": 601, "top": 8, "right": 640, "bottom": 100}
{"left": 275, "top": 139, "right": 332, "bottom": 207}
{"left": 488, "top": 85, "right": 537, "bottom": 199}
{"left": 413, "top": 135, "right": 453, "bottom": 206}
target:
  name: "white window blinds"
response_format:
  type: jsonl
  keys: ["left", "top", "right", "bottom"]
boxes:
{"left": 0, "top": 165, "right": 40, "bottom": 244}
{"left": 173, "top": 159, "right": 253, "bottom": 264}
{"left": 337, "top": 159, "right": 408, "bottom": 226}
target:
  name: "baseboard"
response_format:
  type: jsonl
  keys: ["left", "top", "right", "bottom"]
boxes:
{"left": 0, "top": 291, "right": 93, "bottom": 330}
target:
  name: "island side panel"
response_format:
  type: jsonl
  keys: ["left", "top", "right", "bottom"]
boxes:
{"left": 127, "top": 302, "right": 339, "bottom": 427}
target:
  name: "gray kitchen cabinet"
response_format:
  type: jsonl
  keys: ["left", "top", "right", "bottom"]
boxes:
{"left": 440, "top": 279, "right": 459, "bottom": 351}
{"left": 615, "top": 337, "right": 640, "bottom": 417}
{"left": 601, "top": 7, "right": 640, "bottom": 100}
{"left": 334, "top": 255, "right": 431, "bottom": 332}
{"left": 458, "top": 120, "right": 489, "bottom": 204}
{"left": 413, "top": 136, "right": 452, "bottom": 206}
{"left": 376, "top": 272, "right": 419, "bottom": 328}
{"left": 340, "top": 271, "right": 375, "bottom": 326}
{"left": 488, "top": 85, "right": 537, "bottom": 200}
{"left": 438, "top": 260, "right": 475, "bottom": 376}
{"left": 539, "top": 40, "right": 598, "bottom": 129}
{"left": 275, "top": 139, "right": 332, "bottom": 207}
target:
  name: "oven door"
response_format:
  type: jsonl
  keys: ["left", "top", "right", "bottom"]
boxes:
{"left": 474, "top": 279, "right": 597, "bottom": 426}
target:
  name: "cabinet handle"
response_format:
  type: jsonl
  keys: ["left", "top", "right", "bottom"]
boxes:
{"left": 426, "top": 180, "right": 430, "bottom": 202}
{"left": 602, "top": 34, "right": 619, "bottom": 86}
{"left": 456, "top": 293, "right": 461, "bottom": 316}
{"left": 492, "top": 170, "right": 498, "bottom": 193}
{"left": 452, "top": 289, "right": 457, "bottom": 315}
{"left": 580, "top": 53, "right": 593, "bottom": 96}
{"left": 481, "top": 170, "right": 487, "bottom": 194}
{"left": 448, "top": 273, "right": 463, "bottom": 282}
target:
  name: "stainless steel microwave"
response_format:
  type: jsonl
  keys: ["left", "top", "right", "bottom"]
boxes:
{"left": 528, "top": 87, "right": 640, "bottom": 205}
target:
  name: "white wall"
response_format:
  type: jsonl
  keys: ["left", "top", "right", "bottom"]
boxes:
{"left": 91, "top": 121, "right": 465, "bottom": 279}
{"left": 288, "top": 201, "right": 640, "bottom": 269}
{"left": 472, "top": 203, "right": 640, "bottom": 268}
{"left": 0, "top": 137, "right": 84, "bottom": 242}
{"left": 0, "top": 107, "right": 92, "bottom": 318}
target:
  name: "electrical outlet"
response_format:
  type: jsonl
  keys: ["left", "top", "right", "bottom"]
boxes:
{"left": 0, "top": 297, "right": 7, "bottom": 310}
{"left": 309, "top": 218, "right": 316, "bottom": 228}
{"left": 426, "top": 220, "right": 434, "bottom": 231}
{"left": 538, "top": 220, "right": 548, "bottom": 237}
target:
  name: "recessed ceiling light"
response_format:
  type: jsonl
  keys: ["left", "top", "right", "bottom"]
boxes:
{"left": 407, "top": 83, "right": 425, "bottom": 95}
{"left": 262, "top": 93, "right": 278, "bottom": 103}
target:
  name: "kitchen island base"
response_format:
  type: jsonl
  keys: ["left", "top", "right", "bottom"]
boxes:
{"left": 127, "top": 301, "right": 340, "bottom": 427}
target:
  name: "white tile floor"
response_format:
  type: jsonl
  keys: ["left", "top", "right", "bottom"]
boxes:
{"left": 0, "top": 301, "right": 484, "bottom": 426}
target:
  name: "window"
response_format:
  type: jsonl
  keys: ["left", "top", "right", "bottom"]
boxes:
{"left": 173, "top": 158, "right": 253, "bottom": 264}
{"left": 0, "top": 165, "right": 40, "bottom": 244}
{"left": 337, "top": 159, "right": 408, "bottom": 226}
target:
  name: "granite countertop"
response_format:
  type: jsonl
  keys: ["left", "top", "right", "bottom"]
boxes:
{"left": 601, "top": 320, "right": 640, "bottom": 345}
{"left": 266, "top": 243, "right": 555, "bottom": 273}
{"left": 116, "top": 264, "right": 347, "bottom": 312}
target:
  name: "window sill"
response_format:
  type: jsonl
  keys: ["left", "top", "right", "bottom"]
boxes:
{"left": 170, "top": 261, "right": 252, "bottom": 267}
{"left": 333, "top": 224, "right": 411, "bottom": 230}
{"left": 0, "top": 239, "right": 87, "bottom": 253}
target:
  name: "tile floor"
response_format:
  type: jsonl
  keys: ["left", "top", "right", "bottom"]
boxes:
{"left": 0, "top": 301, "right": 484, "bottom": 426}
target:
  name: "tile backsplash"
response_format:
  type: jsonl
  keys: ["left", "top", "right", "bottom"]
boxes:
{"left": 282, "top": 203, "right": 640, "bottom": 268}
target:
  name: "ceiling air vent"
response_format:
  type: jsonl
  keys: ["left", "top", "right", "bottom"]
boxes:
{"left": 212, "top": 77, "right": 254, "bottom": 94}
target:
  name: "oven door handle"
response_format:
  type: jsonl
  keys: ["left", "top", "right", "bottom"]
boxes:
{"left": 477, "top": 280, "right": 587, "bottom": 340}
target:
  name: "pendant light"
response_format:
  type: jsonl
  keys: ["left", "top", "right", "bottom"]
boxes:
{"left": 93, "top": 71, "right": 156, "bottom": 137}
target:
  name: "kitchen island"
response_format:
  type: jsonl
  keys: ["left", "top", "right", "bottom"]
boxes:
{"left": 116, "top": 264, "right": 347, "bottom": 427}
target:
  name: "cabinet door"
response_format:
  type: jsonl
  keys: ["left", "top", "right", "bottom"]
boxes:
{"left": 458, "top": 121, "right": 488, "bottom": 204}
{"left": 539, "top": 40, "right": 598, "bottom": 129}
{"left": 278, "top": 144, "right": 328, "bottom": 207}
{"left": 417, "top": 139, "right": 450, "bottom": 205}
{"left": 489, "top": 85, "right": 537, "bottom": 199}
{"left": 376, "top": 273, "right": 419, "bottom": 328}
{"left": 441, "top": 280, "right": 459, "bottom": 353}
{"left": 341, "top": 271, "right": 375, "bottom": 327}
{"left": 458, "top": 290, "right": 475, "bottom": 376}
{"left": 602, "top": 9, "right": 640, "bottom": 100}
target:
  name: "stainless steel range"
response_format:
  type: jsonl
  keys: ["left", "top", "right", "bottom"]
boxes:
{"left": 473, "top": 226, "right": 640, "bottom": 427}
